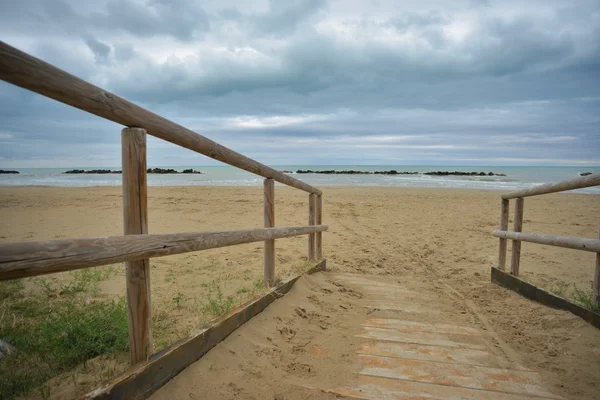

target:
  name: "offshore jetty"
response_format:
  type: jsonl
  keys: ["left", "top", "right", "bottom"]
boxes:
{"left": 284, "top": 169, "right": 507, "bottom": 176}
{"left": 63, "top": 168, "right": 203, "bottom": 174}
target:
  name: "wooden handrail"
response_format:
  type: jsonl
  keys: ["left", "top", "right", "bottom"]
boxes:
{"left": 0, "top": 41, "right": 328, "bottom": 368}
{"left": 494, "top": 173, "right": 600, "bottom": 308}
{"left": 492, "top": 230, "right": 600, "bottom": 253}
{"left": 0, "top": 41, "right": 321, "bottom": 195}
{"left": 0, "top": 225, "right": 328, "bottom": 281}
{"left": 501, "top": 173, "right": 600, "bottom": 199}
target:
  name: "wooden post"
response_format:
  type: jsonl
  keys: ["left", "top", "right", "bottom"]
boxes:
{"left": 315, "top": 194, "right": 323, "bottom": 259}
{"left": 498, "top": 199, "right": 509, "bottom": 270}
{"left": 308, "top": 194, "right": 316, "bottom": 260}
{"left": 122, "top": 127, "right": 152, "bottom": 364}
{"left": 264, "top": 179, "right": 275, "bottom": 286}
{"left": 594, "top": 226, "right": 600, "bottom": 308}
{"left": 510, "top": 197, "right": 524, "bottom": 276}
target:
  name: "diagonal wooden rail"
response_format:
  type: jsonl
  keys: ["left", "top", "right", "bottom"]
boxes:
{"left": 0, "top": 41, "right": 327, "bottom": 366}
{"left": 0, "top": 41, "right": 320, "bottom": 195}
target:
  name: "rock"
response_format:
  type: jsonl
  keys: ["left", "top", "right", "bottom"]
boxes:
{"left": 580, "top": 172, "right": 593, "bottom": 176}
{"left": 146, "top": 168, "right": 179, "bottom": 174}
{"left": 290, "top": 170, "right": 506, "bottom": 176}
{"left": 0, "top": 339, "right": 16, "bottom": 358}
{"left": 424, "top": 171, "right": 506, "bottom": 177}
{"left": 0, "top": 169, "right": 19, "bottom": 174}
{"left": 181, "top": 169, "right": 203, "bottom": 174}
{"left": 63, "top": 169, "right": 121, "bottom": 174}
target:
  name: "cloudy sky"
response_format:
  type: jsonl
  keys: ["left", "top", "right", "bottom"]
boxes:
{"left": 1, "top": 0, "right": 599, "bottom": 167}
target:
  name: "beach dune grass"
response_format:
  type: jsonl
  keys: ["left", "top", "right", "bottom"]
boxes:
{"left": 0, "top": 271, "right": 130, "bottom": 399}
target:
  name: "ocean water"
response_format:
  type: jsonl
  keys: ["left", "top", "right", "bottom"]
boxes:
{"left": 0, "top": 166, "right": 599, "bottom": 194}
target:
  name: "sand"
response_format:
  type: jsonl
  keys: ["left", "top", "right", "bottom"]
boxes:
{"left": 1, "top": 185, "right": 599, "bottom": 399}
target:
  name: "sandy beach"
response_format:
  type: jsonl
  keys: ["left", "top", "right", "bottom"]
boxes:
{"left": 1, "top": 185, "right": 599, "bottom": 399}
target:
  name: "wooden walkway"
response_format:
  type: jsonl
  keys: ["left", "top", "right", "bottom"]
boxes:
{"left": 150, "top": 272, "right": 561, "bottom": 400}
{"left": 308, "top": 273, "right": 559, "bottom": 400}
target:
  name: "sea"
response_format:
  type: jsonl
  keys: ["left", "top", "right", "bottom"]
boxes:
{"left": 0, "top": 166, "right": 599, "bottom": 194}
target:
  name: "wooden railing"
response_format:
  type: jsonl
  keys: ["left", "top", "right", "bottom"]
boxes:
{"left": 0, "top": 41, "right": 327, "bottom": 365}
{"left": 493, "top": 173, "right": 600, "bottom": 307}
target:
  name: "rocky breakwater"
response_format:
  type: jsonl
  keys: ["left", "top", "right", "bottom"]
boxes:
{"left": 0, "top": 170, "right": 19, "bottom": 174}
{"left": 291, "top": 170, "right": 419, "bottom": 175}
{"left": 64, "top": 168, "right": 203, "bottom": 174}
{"left": 146, "top": 168, "right": 203, "bottom": 174}
{"left": 424, "top": 171, "right": 506, "bottom": 176}
{"left": 64, "top": 169, "right": 121, "bottom": 174}
{"left": 284, "top": 169, "right": 505, "bottom": 176}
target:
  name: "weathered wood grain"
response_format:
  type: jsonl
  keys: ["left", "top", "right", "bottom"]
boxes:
{"left": 510, "top": 198, "right": 524, "bottom": 276}
{"left": 491, "top": 267, "right": 600, "bottom": 330}
{"left": 493, "top": 230, "right": 600, "bottom": 253}
{"left": 0, "top": 41, "right": 321, "bottom": 195}
{"left": 308, "top": 194, "right": 316, "bottom": 260}
{"left": 315, "top": 194, "right": 323, "bottom": 259}
{"left": 122, "top": 127, "right": 152, "bottom": 364}
{"left": 497, "top": 199, "right": 509, "bottom": 270}
{"left": 502, "top": 173, "right": 600, "bottom": 199}
{"left": 595, "top": 227, "right": 600, "bottom": 307}
{"left": 0, "top": 225, "right": 329, "bottom": 281}
{"left": 263, "top": 178, "right": 275, "bottom": 286}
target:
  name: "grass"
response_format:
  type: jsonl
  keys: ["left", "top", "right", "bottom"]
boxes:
{"left": 540, "top": 279, "right": 599, "bottom": 313}
{"left": 0, "top": 266, "right": 128, "bottom": 400}
{"left": 172, "top": 291, "right": 185, "bottom": 308}
{"left": 204, "top": 284, "right": 235, "bottom": 316}
{"left": 573, "top": 284, "right": 600, "bottom": 313}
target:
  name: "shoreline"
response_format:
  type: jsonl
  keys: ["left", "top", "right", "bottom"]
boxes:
{"left": 1, "top": 184, "right": 599, "bottom": 196}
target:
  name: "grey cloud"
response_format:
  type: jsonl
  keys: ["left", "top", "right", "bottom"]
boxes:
{"left": 0, "top": 0, "right": 599, "bottom": 167}
{"left": 85, "top": 36, "right": 112, "bottom": 64}
{"left": 92, "top": 0, "right": 210, "bottom": 40}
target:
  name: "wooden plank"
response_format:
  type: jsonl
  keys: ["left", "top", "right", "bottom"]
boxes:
{"left": 122, "top": 127, "right": 152, "bottom": 364}
{"left": 510, "top": 198, "right": 524, "bottom": 276}
{"left": 492, "top": 231, "right": 600, "bottom": 253}
{"left": 85, "top": 260, "right": 326, "bottom": 400}
{"left": 0, "top": 225, "right": 329, "bottom": 281}
{"left": 498, "top": 199, "right": 509, "bottom": 270}
{"left": 358, "top": 355, "right": 557, "bottom": 398}
{"left": 308, "top": 194, "right": 316, "bottom": 260}
{"left": 502, "top": 173, "right": 600, "bottom": 199}
{"left": 595, "top": 227, "right": 600, "bottom": 308}
{"left": 0, "top": 41, "right": 321, "bottom": 195}
{"left": 322, "top": 374, "right": 557, "bottom": 400}
{"left": 263, "top": 178, "right": 275, "bottom": 286}
{"left": 315, "top": 194, "right": 323, "bottom": 259}
{"left": 491, "top": 267, "right": 600, "bottom": 330}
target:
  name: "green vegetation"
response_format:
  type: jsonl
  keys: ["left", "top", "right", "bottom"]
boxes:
{"left": 204, "top": 284, "right": 235, "bottom": 316}
{"left": 0, "top": 267, "right": 128, "bottom": 400}
{"left": 540, "top": 280, "right": 599, "bottom": 313}
{"left": 573, "top": 284, "right": 599, "bottom": 313}
{"left": 172, "top": 291, "right": 185, "bottom": 308}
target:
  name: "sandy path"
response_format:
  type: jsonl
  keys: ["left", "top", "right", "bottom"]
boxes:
{"left": 0, "top": 186, "right": 599, "bottom": 399}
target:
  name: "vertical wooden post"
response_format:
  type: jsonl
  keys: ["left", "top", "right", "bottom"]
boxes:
{"left": 308, "top": 193, "right": 316, "bottom": 260}
{"left": 498, "top": 199, "right": 509, "bottom": 270}
{"left": 510, "top": 197, "right": 525, "bottom": 276}
{"left": 264, "top": 178, "right": 275, "bottom": 286}
{"left": 315, "top": 194, "right": 323, "bottom": 259}
{"left": 122, "top": 127, "right": 152, "bottom": 364}
{"left": 594, "top": 226, "right": 600, "bottom": 308}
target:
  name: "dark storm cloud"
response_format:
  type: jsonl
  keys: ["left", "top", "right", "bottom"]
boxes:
{"left": 0, "top": 0, "right": 599, "bottom": 167}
